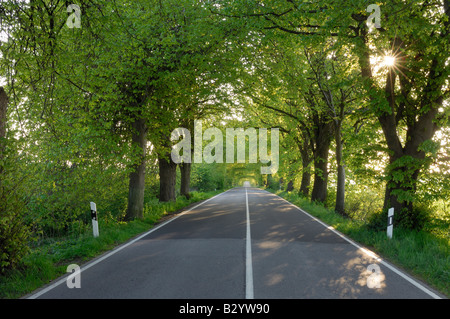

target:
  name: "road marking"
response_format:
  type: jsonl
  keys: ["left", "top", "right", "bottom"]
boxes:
{"left": 245, "top": 187, "right": 254, "bottom": 299}
{"left": 264, "top": 189, "right": 442, "bottom": 299}
{"left": 27, "top": 189, "right": 233, "bottom": 299}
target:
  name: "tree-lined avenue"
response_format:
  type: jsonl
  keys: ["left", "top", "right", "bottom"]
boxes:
{"left": 28, "top": 188, "right": 443, "bottom": 299}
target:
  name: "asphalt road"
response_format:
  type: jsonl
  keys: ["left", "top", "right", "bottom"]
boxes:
{"left": 28, "top": 187, "right": 444, "bottom": 299}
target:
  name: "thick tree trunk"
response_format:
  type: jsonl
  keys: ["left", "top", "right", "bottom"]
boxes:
{"left": 309, "top": 109, "right": 333, "bottom": 204}
{"left": 383, "top": 153, "right": 423, "bottom": 228}
{"left": 299, "top": 170, "right": 311, "bottom": 197}
{"left": 179, "top": 162, "right": 191, "bottom": 199}
{"left": 179, "top": 119, "right": 193, "bottom": 199}
{"left": 311, "top": 121, "right": 332, "bottom": 203}
{"left": 125, "top": 118, "right": 147, "bottom": 221}
{"left": 383, "top": 170, "right": 416, "bottom": 214}
{"left": 286, "top": 180, "right": 294, "bottom": 192}
{"left": 159, "top": 153, "right": 177, "bottom": 202}
{"left": 298, "top": 136, "right": 312, "bottom": 197}
{"left": 311, "top": 142, "right": 330, "bottom": 203}
{"left": 334, "top": 121, "right": 347, "bottom": 217}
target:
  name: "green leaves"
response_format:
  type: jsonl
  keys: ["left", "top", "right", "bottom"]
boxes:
{"left": 0, "top": 0, "right": 448, "bottom": 271}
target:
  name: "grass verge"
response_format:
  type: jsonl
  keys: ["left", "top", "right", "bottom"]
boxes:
{"left": 273, "top": 190, "right": 449, "bottom": 298}
{"left": 0, "top": 190, "right": 221, "bottom": 299}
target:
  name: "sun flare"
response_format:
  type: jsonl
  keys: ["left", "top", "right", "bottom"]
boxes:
{"left": 383, "top": 55, "right": 396, "bottom": 67}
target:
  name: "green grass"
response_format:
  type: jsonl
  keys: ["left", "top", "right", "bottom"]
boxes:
{"left": 0, "top": 190, "right": 221, "bottom": 299}
{"left": 274, "top": 190, "right": 449, "bottom": 298}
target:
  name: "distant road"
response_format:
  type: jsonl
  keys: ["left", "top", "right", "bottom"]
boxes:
{"left": 28, "top": 188, "right": 443, "bottom": 299}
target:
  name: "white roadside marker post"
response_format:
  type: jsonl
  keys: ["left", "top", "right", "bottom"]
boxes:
{"left": 387, "top": 207, "right": 394, "bottom": 239}
{"left": 90, "top": 202, "right": 99, "bottom": 238}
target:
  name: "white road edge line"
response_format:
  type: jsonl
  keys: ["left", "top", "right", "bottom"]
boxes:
{"left": 245, "top": 187, "right": 254, "bottom": 299}
{"left": 27, "top": 189, "right": 233, "bottom": 299}
{"left": 265, "top": 190, "right": 442, "bottom": 300}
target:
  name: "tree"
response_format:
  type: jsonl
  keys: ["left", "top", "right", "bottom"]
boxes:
{"left": 0, "top": 87, "right": 7, "bottom": 173}
{"left": 0, "top": 86, "right": 30, "bottom": 273}
{"left": 69, "top": 0, "right": 237, "bottom": 211}
{"left": 239, "top": 36, "right": 335, "bottom": 205}
{"left": 351, "top": 1, "right": 450, "bottom": 226}
{"left": 217, "top": 0, "right": 450, "bottom": 228}
{"left": 304, "top": 44, "right": 360, "bottom": 216}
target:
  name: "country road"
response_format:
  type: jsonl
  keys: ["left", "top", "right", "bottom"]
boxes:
{"left": 28, "top": 187, "right": 444, "bottom": 299}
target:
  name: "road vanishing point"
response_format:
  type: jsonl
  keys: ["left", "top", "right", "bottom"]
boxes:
{"left": 28, "top": 187, "right": 444, "bottom": 299}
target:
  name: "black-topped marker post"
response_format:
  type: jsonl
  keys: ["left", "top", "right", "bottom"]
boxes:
{"left": 387, "top": 208, "right": 394, "bottom": 239}
{"left": 90, "top": 202, "right": 99, "bottom": 238}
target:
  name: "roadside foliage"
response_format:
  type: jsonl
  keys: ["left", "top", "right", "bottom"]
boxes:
{"left": 0, "top": 0, "right": 448, "bottom": 295}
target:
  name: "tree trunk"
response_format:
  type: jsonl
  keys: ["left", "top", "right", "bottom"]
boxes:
{"left": 383, "top": 168, "right": 416, "bottom": 213}
{"left": 159, "top": 153, "right": 177, "bottom": 202}
{"left": 125, "top": 118, "right": 147, "bottom": 221}
{"left": 297, "top": 135, "right": 312, "bottom": 197}
{"left": 334, "top": 121, "right": 347, "bottom": 217}
{"left": 299, "top": 170, "right": 311, "bottom": 197}
{"left": 311, "top": 121, "right": 332, "bottom": 203}
{"left": 311, "top": 142, "right": 330, "bottom": 203}
{"left": 0, "top": 88, "right": 6, "bottom": 142}
{"left": 382, "top": 152, "right": 424, "bottom": 228}
{"left": 0, "top": 87, "right": 8, "bottom": 184}
{"left": 179, "top": 162, "right": 191, "bottom": 199}
{"left": 179, "top": 119, "right": 193, "bottom": 199}
{"left": 311, "top": 114, "right": 333, "bottom": 203}
{"left": 286, "top": 180, "right": 294, "bottom": 192}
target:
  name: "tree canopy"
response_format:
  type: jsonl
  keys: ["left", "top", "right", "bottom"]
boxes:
{"left": 0, "top": 0, "right": 448, "bottom": 274}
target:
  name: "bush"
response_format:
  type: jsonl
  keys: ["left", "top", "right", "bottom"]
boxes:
{"left": 0, "top": 138, "right": 32, "bottom": 274}
{"left": 0, "top": 186, "right": 31, "bottom": 274}
{"left": 367, "top": 202, "right": 433, "bottom": 232}
{"left": 400, "top": 203, "right": 433, "bottom": 230}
